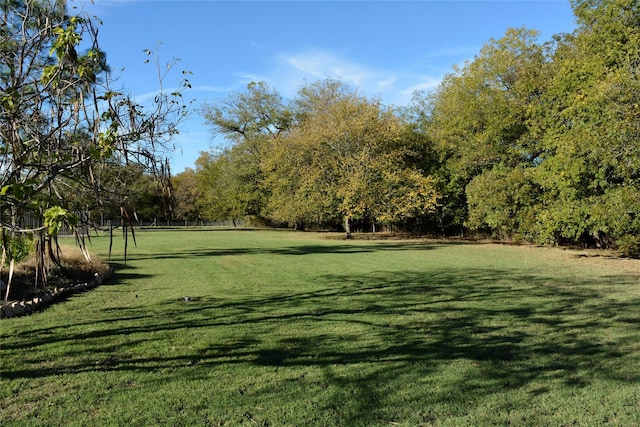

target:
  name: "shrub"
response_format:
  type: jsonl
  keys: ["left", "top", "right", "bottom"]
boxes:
{"left": 1, "top": 234, "right": 33, "bottom": 265}
{"left": 617, "top": 235, "right": 640, "bottom": 258}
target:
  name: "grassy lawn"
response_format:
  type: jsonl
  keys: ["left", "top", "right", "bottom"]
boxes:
{"left": 1, "top": 229, "right": 639, "bottom": 426}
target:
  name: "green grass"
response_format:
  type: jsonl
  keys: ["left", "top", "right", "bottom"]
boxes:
{"left": 1, "top": 229, "right": 639, "bottom": 426}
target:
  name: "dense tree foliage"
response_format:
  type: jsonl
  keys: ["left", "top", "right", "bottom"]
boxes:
{"left": 171, "top": 167, "right": 202, "bottom": 223}
{"left": 409, "top": 0, "right": 639, "bottom": 255}
{"left": 265, "top": 81, "right": 438, "bottom": 236}
{"left": 199, "top": 82, "right": 291, "bottom": 221}
{"left": 1, "top": 0, "right": 189, "bottom": 296}
{"left": 175, "top": 0, "right": 638, "bottom": 255}
{"left": 424, "top": 27, "right": 549, "bottom": 236}
{"left": 530, "top": 0, "right": 640, "bottom": 254}
{"left": 194, "top": 80, "right": 439, "bottom": 236}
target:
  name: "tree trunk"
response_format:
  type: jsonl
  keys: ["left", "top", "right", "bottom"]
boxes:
{"left": 344, "top": 215, "right": 353, "bottom": 239}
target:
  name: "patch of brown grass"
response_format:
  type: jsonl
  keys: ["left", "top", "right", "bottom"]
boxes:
{"left": 3, "top": 245, "right": 111, "bottom": 301}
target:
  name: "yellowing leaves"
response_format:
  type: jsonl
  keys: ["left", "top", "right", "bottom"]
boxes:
{"left": 261, "top": 83, "right": 438, "bottom": 229}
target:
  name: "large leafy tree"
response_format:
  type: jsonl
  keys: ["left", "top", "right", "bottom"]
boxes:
{"left": 423, "top": 0, "right": 640, "bottom": 253}
{"left": 264, "top": 80, "right": 438, "bottom": 236}
{"left": 191, "top": 150, "right": 249, "bottom": 225}
{"left": 423, "top": 28, "right": 550, "bottom": 237}
{"left": 428, "top": 28, "right": 548, "bottom": 177}
{"left": 172, "top": 167, "right": 202, "bottom": 223}
{"left": 0, "top": 0, "right": 189, "bottom": 297}
{"left": 200, "top": 82, "right": 292, "bottom": 221}
{"left": 531, "top": 0, "right": 640, "bottom": 252}
{"left": 466, "top": 165, "right": 541, "bottom": 240}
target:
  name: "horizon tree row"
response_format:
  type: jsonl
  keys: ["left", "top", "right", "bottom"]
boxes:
{"left": 174, "top": 0, "right": 639, "bottom": 255}
{"left": 188, "top": 80, "right": 438, "bottom": 237}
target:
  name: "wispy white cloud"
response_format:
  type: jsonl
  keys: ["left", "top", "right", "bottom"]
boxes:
{"left": 391, "top": 76, "right": 444, "bottom": 106}
{"left": 130, "top": 84, "right": 234, "bottom": 106}
{"left": 374, "top": 76, "right": 397, "bottom": 92}
{"left": 270, "top": 49, "right": 445, "bottom": 107}
{"left": 236, "top": 72, "right": 270, "bottom": 86}
{"left": 192, "top": 85, "right": 231, "bottom": 93}
{"left": 196, "top": 48, "right": 448, "bottom": 108}
{"left": 278, "top": 50, "right": 372, "bottom": 87}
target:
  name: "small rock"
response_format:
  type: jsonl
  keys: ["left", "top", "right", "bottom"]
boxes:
{"left": 22, "top": 302, "right": 33, "bottom": 314}
{"left": 2, "top": 305, "right": 16, "bottom": 318}
{"left": 10, "top": 302, "right": 25, "bottom": 315}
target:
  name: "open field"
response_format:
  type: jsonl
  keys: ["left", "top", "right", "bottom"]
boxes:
{"left": 1, "top": 230, "right": 639, "bottom": 426}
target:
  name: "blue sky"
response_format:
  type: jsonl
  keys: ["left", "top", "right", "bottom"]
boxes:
{"left": 70, "top": 0, "right": 578, "bottom": 173}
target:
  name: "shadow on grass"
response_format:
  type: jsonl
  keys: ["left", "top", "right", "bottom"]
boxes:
{"left": 3, "top": 264, "right": 639, "bottom": 425}
{"left": 102, "top": 262, "right": 156, "bottom": 285}
{"left": 122, "top": 240, "right": 452, "bottom": 261}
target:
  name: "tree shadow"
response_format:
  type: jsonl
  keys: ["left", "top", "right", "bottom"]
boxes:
{"left": 2, "top": 262, "right": 638, "bottom": 424}
{"left": 122, "top": 240, "right": 449, "bottom": 261}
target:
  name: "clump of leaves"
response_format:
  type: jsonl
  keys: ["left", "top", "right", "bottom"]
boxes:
{"left": 618, "top": 235, "right": 640, "bottom": 259}
{"left": 1, "top": 234, "right": 33, "bottom": 265}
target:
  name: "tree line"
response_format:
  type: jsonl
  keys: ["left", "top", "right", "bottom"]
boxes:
{"left": 172, "top": 0, "right": 639, "bottom": 255}
{"left": 3, "top": 0, "right": 635, "bottom": 292}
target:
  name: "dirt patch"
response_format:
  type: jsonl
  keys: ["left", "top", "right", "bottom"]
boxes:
{"left": 1, "top": 245, "right": 112, "bottom": 319}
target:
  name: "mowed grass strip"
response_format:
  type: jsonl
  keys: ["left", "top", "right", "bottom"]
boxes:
{"left": 1, "top": 230, "right": 639, "bottom": 426}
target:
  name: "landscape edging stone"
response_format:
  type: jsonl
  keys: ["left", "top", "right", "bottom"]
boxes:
{"left": 0, "top": 273, "right": 104, "bottom": 319}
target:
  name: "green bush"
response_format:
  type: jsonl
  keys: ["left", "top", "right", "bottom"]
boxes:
{"left": 617, "top": 235, "right": 640, "bottom": 258}
{"left": 1, "top": 233, "right": 33, "bottom": 264}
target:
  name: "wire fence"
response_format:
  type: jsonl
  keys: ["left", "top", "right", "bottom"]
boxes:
{"left": 13, "top": 212, "right": 245, "bottom": 236}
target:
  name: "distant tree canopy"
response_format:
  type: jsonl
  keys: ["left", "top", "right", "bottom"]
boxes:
{"left": 173, "top": 0, "right": 639, "bottom": 255}
{"left": 194, "top": 80, "right": 438, "bottom": 237}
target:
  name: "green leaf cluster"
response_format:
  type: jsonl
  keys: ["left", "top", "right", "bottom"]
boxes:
{"left": 43, "top": 206, "right": 77, "bottom": 237}
{"left": 421, "top": 0, "right": 640, "bottom": 254}
{"left": 0, "top": 234, "right": 33, "bottom": 265}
